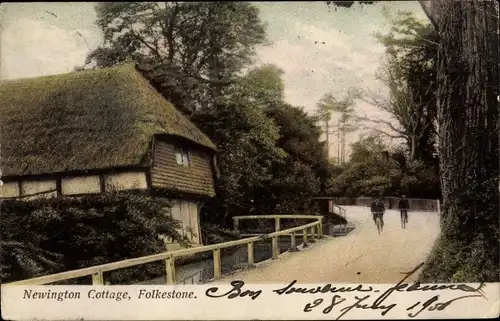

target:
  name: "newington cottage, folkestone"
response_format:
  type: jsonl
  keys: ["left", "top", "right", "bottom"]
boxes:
{"left": 0, "top": 63, "right": 219, "bottom": 248}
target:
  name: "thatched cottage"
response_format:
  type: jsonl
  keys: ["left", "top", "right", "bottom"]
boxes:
{"left": 0, "top": 63, "right": 219, "bottom": 247}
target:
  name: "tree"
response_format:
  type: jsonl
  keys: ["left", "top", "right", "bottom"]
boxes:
{"left": 316, "top": 91, "right": 358, "bottom": 164}
{"left": 194, "top": 63, "right": 333, "bottom": 219}
{"left": 192, "top": 99, "right": 286, "bottom": 224}
{"left": 326, "top": 135, "right": 400, "bottom": 197}
{"left": 328, "top": 0, "right": 500, "bottom": 282}
{"left": 86, "top": 2, "right": 267, "bottom": 115}
{"left": 334, "top": 91, "right": 359, "bottom": 164}
{"left": 315, "top": 93, "right": 337, "bottom": 159}
{"left": 356, "top": 10, "right": 439, "bottom": 163}
{"left": 239, "top": 64, "right": 285, "bottom": 106}
{"left": 1, "top": 193, "right": 185, "bottom": 284}
{"left": 264, "top": 103, "right": 329, "bottom": 210}
{"left": 417, "top": 0, "right": 499, "bottom": 282}
{"left": 224, "top": 64, "right": 331, "bottom": 214}
{"left": 358, "top": 60, "right": 434, "bottom": 161}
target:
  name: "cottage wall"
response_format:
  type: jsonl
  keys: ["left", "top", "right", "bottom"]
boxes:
{"left": 160, "top": 198, "right": 203, "bottom": 247}
{"left": 150, "top": 140, "right": 215, "bottom": 197}
{"left": 1, "top": 182, "right": 20, "bottom": 198}
{"left": 105, "top": 172, "right": 148, "bottom": 191}
{"left": 21, "top": 180, "right": 57, "bottom": 199}
{"left": 1, "top": 170, "right": 149, "bottom": 200}
{"left": 62, "top": 175, "right": 100, "bottom": 195}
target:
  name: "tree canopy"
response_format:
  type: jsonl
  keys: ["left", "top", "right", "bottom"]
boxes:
{"left": 86, "top": 2, "right": 267, "bottom": 115}
{"left": 328, "top": 0, "right": 499, "bottom": 283}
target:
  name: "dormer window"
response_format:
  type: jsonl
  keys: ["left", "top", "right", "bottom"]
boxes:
{"left": 175, "top": 147, "right": 191, "bottom": 167}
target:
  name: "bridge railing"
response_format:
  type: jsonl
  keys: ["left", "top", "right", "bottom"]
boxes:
{"left": 330, "top": 204, "right": 347, "bottom": 234}
{"left": 4, "top": 215, "right": 323, "bottom": 286}
{"left": 233, "top": 214, "right": 323, "bottom": 237}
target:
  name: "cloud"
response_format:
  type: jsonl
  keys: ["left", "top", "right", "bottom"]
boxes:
{"left": 0, "top": 18, "right": 95, "bottom": 79}
{"left": 255, "top": 17, "right": 403, "bottom": 157}
{"left": 256, "top": 21, "right": 387, "bottom": 114}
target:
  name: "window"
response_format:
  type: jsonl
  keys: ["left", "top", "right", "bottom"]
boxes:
{"left": 175, "top": 147, "right": 191, "bottom": 167}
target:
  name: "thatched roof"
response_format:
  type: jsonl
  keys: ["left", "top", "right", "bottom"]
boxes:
{"left": 0, "top": 63, "right": 217, "bottom": 177}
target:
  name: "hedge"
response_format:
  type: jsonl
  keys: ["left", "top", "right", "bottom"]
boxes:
{"left": 1, "top": 192, "right": 187, "bottom": 284}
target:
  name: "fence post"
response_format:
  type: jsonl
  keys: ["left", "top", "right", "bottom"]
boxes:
{"left": 303, "top": 228, "right": 308, "bottom": 248}
{"left": 275, "top": 217, "right": 280, "bottom": 232}
{"left": 437, "top": 199, "right": 441, "bottom": 215}
{"left": 233, "top": 217, "right": 240, "bottom": 232}
{"left": 247, "top": 242, "right": 255, "bottom": 268}
{"left": 309, "top": 226, "right": 316, "bottom": 243}
{"left": 272, "top": 236, "right": 279, "bottom": 259}
{"left": 213, "top": 248, "right": 222, "bottom": 280}
{"left": 290, "top": 231, "right": 297, "bottom": 252}
{"left": 92, "top": 270, "right": 104, "bottom": 285}
{"left": 318, "top": 219, "right": 324, "bottom": 238}
{"left": 165, "top": 255, "right": 176, "bottom": 285}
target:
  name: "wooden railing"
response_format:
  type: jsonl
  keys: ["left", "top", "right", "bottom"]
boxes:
{"left": 4, "top": 215, "right": 323, "bottom": 286}
{"left": 331, "top": 204, "right": 347, "bottom": 234}
{"left": 233, "top": 214, "right": 323, "bottom": 236}
{"left": 331, "top": 204, "right": 346, "bottom": 219}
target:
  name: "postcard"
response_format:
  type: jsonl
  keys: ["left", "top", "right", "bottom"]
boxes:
{"left": 1, "top": 1, "right": 499, "bottom": 320}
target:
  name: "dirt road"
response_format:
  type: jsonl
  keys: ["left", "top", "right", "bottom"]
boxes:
{"left": 218, "top": 206, "right": 441, "bottom": 284}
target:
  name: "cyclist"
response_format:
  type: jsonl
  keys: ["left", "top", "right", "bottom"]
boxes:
{"left": 370, "top": 197, "right": 385, "bottom": 231}
{"left": 398, "top": 195, "right": 410, "bottom": 225}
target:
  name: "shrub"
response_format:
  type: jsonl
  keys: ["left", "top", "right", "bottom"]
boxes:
{"left": 0, "top": 192, "right": 187, "bottom": 284}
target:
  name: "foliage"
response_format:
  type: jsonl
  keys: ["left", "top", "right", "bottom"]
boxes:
{"left": 416, "top": 0, "right": 499, "bottom": 283}
{"left": 316, "top": 91, "right": 358, "bottom": 164}
{"left": 0, "top": 193, "right": 186, "bottom": 284}
{"left": 355, "top": 10, "right": 439, "bottom": 165}
{"left": 399, "top": 159, "right": 440, "bottom": 199}
{"left": 239, "top": 64, "right": 285, "bottom": 106}
{"left": 265, "top": 103, "right": 330, "bottom": 182}
{"left": 194, "top": 64, "right": 333, "bottom": 224}
{"left": 326, "top": 134, "right": 440, "bottom": 199}
{"left": 330, "top": 1, "right": 499, "bottom": 283}
{"left": 192, "top": 100, "right": 286, "bottom": 224}
{"left": 375, "top": 10, "right": 439, "bottom": 164}
{"left": 86, "top": 2, "right": 267, "bottom": 115}
{"left": 239, "top": 67, "right": 331, "bottom": 214}
{"left": 85, "top": 2, "right": 334, "bottom": 228}
{"left": 326, "top": 135, "right": 394, "bottom": 197}
{"left": 329, "top": 8, "right": 441, "bottom": 198}
{"left": 200, "top": 222, "right": 241, "bottom": 245}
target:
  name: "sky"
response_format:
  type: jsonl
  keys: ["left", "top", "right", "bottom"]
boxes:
{"left": 0, "top": 1, "right": 428, "bottom": 159}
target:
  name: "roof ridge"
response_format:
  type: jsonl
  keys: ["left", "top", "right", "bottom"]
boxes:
{"left": 0, "top": 61, "right": 216, "bottom": 177}
{"left": 0, "top": 62, "right": 137, "bottom": 84}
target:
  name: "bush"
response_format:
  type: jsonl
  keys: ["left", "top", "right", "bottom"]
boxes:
{"left": 0, "top": 192, "right": 187, "bottom": 284}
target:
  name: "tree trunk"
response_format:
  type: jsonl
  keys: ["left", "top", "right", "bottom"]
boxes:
{"left": 410, "top": 134, "right": 416, "bottom": 161}
{"left": 337, "top": 121, "right": 341, "bottom": 165}
{"left": 325, "top": 121, "right": 330, "bottom": 157}
{"left": 419, "top": 0, "right": 499, "bottom": 282}
{"left": 341, "top": 130, "right": 346, "bottom": 164}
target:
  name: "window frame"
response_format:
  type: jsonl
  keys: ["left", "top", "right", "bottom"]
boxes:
{"left": 175, "top": 146, "right": 191, "bottom": 167}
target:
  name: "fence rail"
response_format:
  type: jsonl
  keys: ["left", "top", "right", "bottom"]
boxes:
{"left": 330, "top": 204, "right": 347, "bottom": 234}
{"left": 5, "top": 215, "right": 323, "bottom": 286}
{"left": 330, "top": 197, "right": 440, "bottom": 212}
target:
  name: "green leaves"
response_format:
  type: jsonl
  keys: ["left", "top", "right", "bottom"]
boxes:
{"left": 193, "top": 64, "right": 331, "bottom": 223}
{"left": 374, "top": 10, "right": 439, "bottom": 164}
{"left": 239, "top": 64, "right": 285, "bottom": 106}
{"left": 1, "top": 193, "right": 185, "bottom": 284}
{"left": 87, "top": 2, "right": 267, "bottom": 114}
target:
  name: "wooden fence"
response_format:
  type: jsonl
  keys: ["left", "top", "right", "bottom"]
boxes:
{"left": 4, "top": 215, "right": 323, "bottom": 286}
{"left": 331, "top": 197, "right": 440, "bottom": 212}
